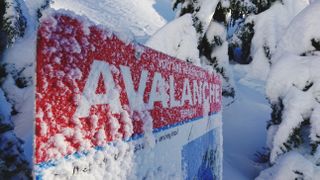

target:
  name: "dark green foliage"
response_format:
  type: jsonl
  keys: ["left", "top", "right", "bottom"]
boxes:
{"left": 37, "top": 0, "right": 52, "bottom": 18}
{"left": 173, "top": 0, "right": 184, "bottom": 11}
{"left": 228, "top": 0, "right": 256, "bottom": 25}
{"left": 267, "top": 99, "right": 284, "bottom": 129}
{"left": 199, "top": 32, "right": 235, "bottom": 97}
{"left": 213, "top": 2, "right": 228, "bottom": 25}
{"left": 199, "top": 34, "right": 228, "bottom": 84}
{"left": 0, "top": 64, "right": 7, "bottom": 84}
{"left": 173, "top": 0, "right": 205, "bottom": 39}
{"left": 0, "top": 0, "right": 5, "bottom": 22}
{"left": 180, "top": 3, "right": 195, "bottom": 16}
{"left": 0, "top": 79, "right": 32, "bottom": 179}
{"left": 1, "top": 0, "right": 27, "bottom": 46}
{"left": 263, "top": 44, "right": 271, "bottom": 63}
{"left": 311, "top": 38, "right": 320, "bottom": 51}
{"left": 293, "top": 170, "right": 304, "bottom": 180}
{"left": 1, "top": 63, "right": 32, "bottom": 88}
{"left": 229, "top": 21, "right": 254, "bottom": 64}
{"left": 228, "top": 0, "right": 280, "bottom": 22}
{"left": 228, "top": 0, "right": 281, "bottom": 64}
{"left": 302, "top": 81, "right": 313, "bottom": 92}
{"left": 0, "top": 0, "right": 7, "bottom": 58}
{"left": 252, "top": 0, "right": 280, "bottom": 14}
{"left": 173, "top": 0, "right": 198, "bottom": 16}
{"left": 287, "top": 127, "right": 304, "bottom": 149}
{"left": 268, "top": 97, "right": 314, "bottom": 158}
{"left": 311, "top": 142, "right": 319, "bottom": 155}
{"left": 300, "top": 38, "right": 320, "bottom": 56}
{"left": 0, "top": 1, "right": 36, "bottom": 178}
{"left": 193, "top": 16, "right": 204, "bottom": 35}
{"left": 275, "top": 122, "right": 306, "bottom": 157}
{"left": 0, "top": 114, "right": 13, "bottom": 133}
{"left": 254, "top": 147, "right": 270, "bottom": 164}
{"left": 0, "top": 131, "right": 32, "bottom": 179}
{"left": 199, "top": 35, "right": 222, "bottom": 60}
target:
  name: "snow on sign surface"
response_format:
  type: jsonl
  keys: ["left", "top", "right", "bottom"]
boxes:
{"left": 35, "top": 11, "right": 222, "bottom": 179}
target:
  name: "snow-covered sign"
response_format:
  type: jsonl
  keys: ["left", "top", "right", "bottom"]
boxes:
{"left": 34, "top": 11, "right": 222, "bottom": 179}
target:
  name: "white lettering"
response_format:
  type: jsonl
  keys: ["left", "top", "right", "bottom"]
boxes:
{"left": 169, "top": 75, "right": 181, "bottom": 107}
{"left": 181, "top": 79, "right": 193, "bottom": 106}
{"left": 74, "top": 60, "right": 117, "bottom": 118}
{"left": 202, "top": 82, "right": 209, "bottom": 104}
{"left": 209, "top": 83, "right": 215, "bottom": 103}
{"left": 148, "top": 72, "right": 168, "bottom": 109}
{"left": 120, "top": 65, "right": 148, "bottom": 109}
{"left": 193, "top": 80, "right": 202, "bottom": 105}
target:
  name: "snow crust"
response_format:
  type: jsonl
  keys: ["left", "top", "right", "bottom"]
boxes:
{"left": 51, "top": 0, "right": 167, "bottom": 43}
{"left": 37, "top": 141, "right": 136, "bottom": 180}
{"left": 146, "top": 14, "right": 200, "bottom": 65}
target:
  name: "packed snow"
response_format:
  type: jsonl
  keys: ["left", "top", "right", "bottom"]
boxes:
{"left": 146, "top": 14, "right": 200, "bottom": 65}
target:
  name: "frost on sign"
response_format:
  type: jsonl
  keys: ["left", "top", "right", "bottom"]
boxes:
{"left": 35, "top": 12, "right": 222, "bottom": 179}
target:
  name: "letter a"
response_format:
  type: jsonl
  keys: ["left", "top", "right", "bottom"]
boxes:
{"left": 74, "top": 60, "right": 117, "bottom": 118}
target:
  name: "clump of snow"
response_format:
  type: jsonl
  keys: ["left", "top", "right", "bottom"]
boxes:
{"left": 193, "top": 0, "right": 220, "bottom": 34}
{"left": 256, "top": 152, "right": 320, "bottom": 180}
{"left": 51, "top": 0, "right": 167, "bottom": 43}
{"left": 37, "top": 141, "right": 136, "bottom": 180}
{"left": 120, "top": 110, "right": 133, "bottom": 140}
{"left": 0, "top": 89, "right": 12, "bottom": 130}
{"left": 266, "top": 54, "right": 320, "bottom": 162}
{"left": 205, "top": 21, "right": 235, "bottom": 99}
{"left": 174, "top": 0, "right": 220, "bottom": 39}
{"left": 244, "top": 0, "right": 310, "bottom": 80}
{"left": 145, "top": 14, "right": 200, "bottom": 65}
{"left": 275, "top": 0, "right": 320, "bottom": 57}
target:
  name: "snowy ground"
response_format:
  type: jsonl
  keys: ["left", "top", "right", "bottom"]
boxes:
{"left": 223, "top": 65, "right": 271, "bottom": 180}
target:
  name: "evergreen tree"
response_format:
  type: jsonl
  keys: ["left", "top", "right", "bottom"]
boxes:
{"left": 227, "top": 0, "right": 280, "bottom": 64}
{"left": 0, "top": 0, "right": 52, "bottom": 178}
{"left": 257, "top": 1, "right": 320, "bottom": 178}
{"left": 1, "top": 0, "right": 27, "bottom": 48}
{"left": 0, "top": 1, "right": 31, "bottom": 178}
{"left": 173, "top": 0, "right": 235, "bottom": 97}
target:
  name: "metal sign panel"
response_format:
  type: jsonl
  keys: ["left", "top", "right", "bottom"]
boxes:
{"left": 35, "top": 12, "right": 222, "bottom": 179}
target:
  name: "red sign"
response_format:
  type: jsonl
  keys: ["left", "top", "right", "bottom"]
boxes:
{"left": 35, "top": 13, "right": 221, "bottom": 164}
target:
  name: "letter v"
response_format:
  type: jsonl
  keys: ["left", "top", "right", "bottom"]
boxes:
{"left": 120, "top": 65, "right": 148, "bottom": 110}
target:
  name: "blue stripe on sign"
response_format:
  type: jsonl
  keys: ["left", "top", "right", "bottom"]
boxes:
{"left": 35, "top": 112, "right": 218, "bottom": 179}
